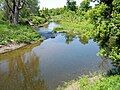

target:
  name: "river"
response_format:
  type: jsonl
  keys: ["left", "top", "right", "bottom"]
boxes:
{"left": 0, "top": 22, "right": 112, "bottom": 90}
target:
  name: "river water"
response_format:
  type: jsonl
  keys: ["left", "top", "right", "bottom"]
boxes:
{"left": 0, "top": 22, "right": 112, "bottom": 90}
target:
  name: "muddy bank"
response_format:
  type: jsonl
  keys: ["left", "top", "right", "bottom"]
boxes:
{"left": 0, "top": 43, "right": 26, "bottom": 54}
{"left": 0, "top": 40, "right": 42, "bottom": 54}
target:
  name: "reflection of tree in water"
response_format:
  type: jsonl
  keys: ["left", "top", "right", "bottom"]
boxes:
{"left": 98, "top": 57, "right": 109, "bottom": 72}
{"left": 78, "top": 34, "right": 89, "bottom": 45}
{"left": 64, "top": 32, "right": 89, "bottom": 45}
{"left": 98, "top": 56, "right": 120, "bottom": 76}
{"left": 94, "top": 34, "right": 120, "bottom": 75}
{"left": 64, "top": 32, "right": 76, "bottom": 44}
{"left": 0, "top": 52, "right": 46, "bottom": 90}
{"left": 107, "top": 65, "right": 120, "bottom": 76}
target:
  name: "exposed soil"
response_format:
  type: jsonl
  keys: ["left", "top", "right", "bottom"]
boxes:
{"left": 0, "top": 43, "right": 26, "bottom": 54}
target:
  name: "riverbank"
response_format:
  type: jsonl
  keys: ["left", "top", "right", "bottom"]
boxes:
{"left": 0, "top": 43, "right": 26, "bottom": 54}
{"left": 0, "top": 39, "right": 43, "bottom": 54}
{"left": 53, "top": 15, "right": 95, "bottom": 40}
{"left": 0, "top": 22, "right": 41, "bottom": 53}
{"left": 57, "top": 74, "right": 120, "bottom": 90}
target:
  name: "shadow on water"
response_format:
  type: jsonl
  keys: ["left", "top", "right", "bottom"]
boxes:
{"left": 107, "top": 66, "right": 120, "bottom": 76}
{"left": 0, "top": 22, "right": 114, "bottom": 90}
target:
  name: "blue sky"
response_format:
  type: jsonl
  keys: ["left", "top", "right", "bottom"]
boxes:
{"left": 39, "top": 0, "right": 83, "bottom": 9}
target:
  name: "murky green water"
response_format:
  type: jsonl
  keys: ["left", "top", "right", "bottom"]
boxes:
{"left": 0, "top": 22, "right": 112, "bottom": 90}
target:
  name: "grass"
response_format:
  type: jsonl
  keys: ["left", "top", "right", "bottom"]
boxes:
{"left": 52, "top": 12, "right": 120, "bottom": 90}
{"left": 0, "top": 22, "right": 40, "bottom": 45}
{"left": 57, "top": 75, "right": 120, "bottom": 90}
{"left": 53, "top": 14, "right": 95, "bottom": 40}
{"left": 79, "top": 75, "right": 120, "bottom": 90}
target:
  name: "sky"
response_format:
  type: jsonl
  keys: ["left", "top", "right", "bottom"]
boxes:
{"left": 39, "top": 0, "right": 83, "bottom": 9}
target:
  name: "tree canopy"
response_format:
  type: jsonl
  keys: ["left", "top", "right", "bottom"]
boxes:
{"left": 1, "top": 0, "right": 39, "bottom": 25}
{"left": 66, "top": 0, "right": 77, "bottom": 11}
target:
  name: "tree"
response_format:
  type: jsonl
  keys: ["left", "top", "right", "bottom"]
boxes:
{"left": 92, "top": 0, "right": 120, "bottom": 65}
{"left": 92, "top": 0, "right": 113, "bottom": 6}
{"left": 92, "top": 0, "right": 114, "bottom": 18}
{"left": 20, "top": 0, "right": 39, "bottom": 18}
{"left": 4, "top": 0, "right": 25, "bottom": 25}
{"left": 80, "top": 0, "right": 91, "bottom": 12}
{"left": 66, "top": 0, "right": 77, "bottom": 11}
{"left": 112, "top": 0, "right": 120, "bottom": 14}
{"left": 4, "top": 0, "right": 39, "bottom": 25}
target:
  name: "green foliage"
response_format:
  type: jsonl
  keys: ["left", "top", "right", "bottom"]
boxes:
{"left": 0, "top": 0, "right": 120, "bottom": 89}
{"left": 80, "top": 0, "right": 91, "bottom": 12}
{"left": 1, "top": 0, "right": 40, "bottom": 25}
{"left": 19, "top": 0, "right": 40, "bottom": 25}
{"left": 52, "top": 0, "right": 120, "bottom": 64}
{"left": 66, "top": 0, "right": 77, "bottom": 11}
{"left": 0, "top": 10, "right": 4, "bottom": 21}
{"left": 39, "top": 8, "right": 50, "bottom": 19}
{"left": 112, "top": 0, "right": 120, "bottom": 14}
{"left": 20, "top": 0, "right": 39, "bottom": 18}
{"left": 0, "top": 23, "right": 40, "bottom": 45}
{"left": 85, "top": 3, "right": 108, "bottom": 24}
{"left": 30, "top": 16, "right": 46, "bottom": 25}
{"left": 75, "top": 0, "right": 120, "bottom": 64}
{"left": 38, "top": 8, "right": 64, "bottom": 23}
{"left": 53, "top": 10, "right": 94, "bottom": 40}
{"left": 95, "top": 13, "right": 120, "bottom": 64}
{"left": 79, "top": 75, "right": 120, "bottom": 90}
{"left": 48, "top": 8, "right": 65, "bottom": 16}
{"left": 57, "top": 74, "right": 120, "bottom": 90}
{"left": 85, "top": 0, "right": 120, "bottom": 64}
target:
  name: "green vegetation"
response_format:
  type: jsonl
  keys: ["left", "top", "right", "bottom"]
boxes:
{"left": 80, "top": 75, "right": 120, "bottom": 90}
{"left": 94, "top": 1, "right": 120, "bottom": 65}
{"left": 58, "top": 66, "right": 120, "bottom": 90}
{"left": 53, "top": 0, "right": 120, "bottom": 66}
{"left": 57, "top": 75, "right": 120, "bottom": 90}
{"left": 0, "top": 0, "right": 120, "bottom": 89}
{"left": 52, "top": 0, "right": 120, "bottom": 89}
{"left": 54, "top": 11, "right": 95, "bottom": 39}
{"left": 0, "top": 22, "right": 40, "bottom": 45}
{"left": 0, "top": 0, "right": 41, "bottom": 46}
{"left": 66, "top": 0, "right": 77, "bottom": 11}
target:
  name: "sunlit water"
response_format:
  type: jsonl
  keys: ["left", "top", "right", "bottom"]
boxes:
{"left": 0, "top": 22, "right": 112, "bottom": 90}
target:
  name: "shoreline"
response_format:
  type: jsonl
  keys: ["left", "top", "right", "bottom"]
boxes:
{"left": 0, "top": 40, "right": 42, "bottom": 54}
{"left": 57, "top": 75, "right": 102, "bottom": 90}
{"left": 0, "top": 22, "right": 47, "bottom": 54}
{"left": 0, "top": 43, "right": 26, "bottom": 54}
{"left": 0, "top": 21, "right": 56, "bottom": 54}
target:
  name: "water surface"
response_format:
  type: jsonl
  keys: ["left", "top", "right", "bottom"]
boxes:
{"left": 0, "top": 22, "right": 112, "bottom": 90}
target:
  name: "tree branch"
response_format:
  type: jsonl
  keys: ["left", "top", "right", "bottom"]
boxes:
{"left": 5, "top": 0, "right": 14, "bottom": 13}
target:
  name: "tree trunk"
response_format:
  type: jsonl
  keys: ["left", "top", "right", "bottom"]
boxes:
{"left": 12, "top": 0, "right": 19, "bottom": 25}
{"left": 5, "top": 0, "right": 21, "bottom": 25}
{"left": 12, "top": 6, "right": 19, "bottom": 25}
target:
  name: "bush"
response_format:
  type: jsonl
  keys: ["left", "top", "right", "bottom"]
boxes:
{"left": 95, "top": 17, "right": 120, "bottom": 64}
{"left": 30, "top": 16, "right": 46, "bottom": 25}
{"left": 85, "top": 3, "right": 108, "bottom": 24}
